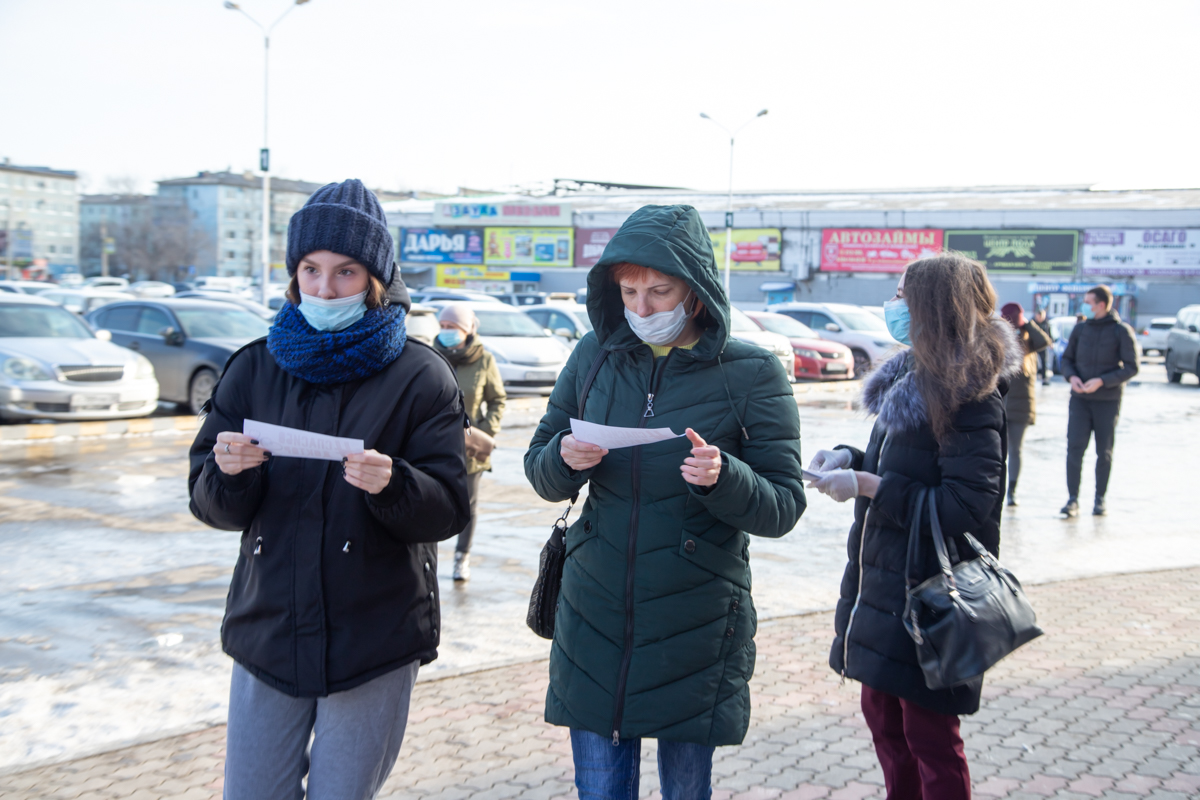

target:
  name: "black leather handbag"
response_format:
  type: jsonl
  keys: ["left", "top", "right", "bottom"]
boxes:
{"left": 902, "top": 486, "right": 1043, "bottom": 690}
{"left": 526, "top": 348, "right": 610, "bottom": 640}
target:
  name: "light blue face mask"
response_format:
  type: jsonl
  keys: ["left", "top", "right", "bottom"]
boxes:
{"left": 298, "top": 290, "right": 367, "bottom": 332}
{"left": 883, "top": 298, "right": 912, "bottom": 345}
{"left": 437, "top": 329, "right": 465, "bottom": 348}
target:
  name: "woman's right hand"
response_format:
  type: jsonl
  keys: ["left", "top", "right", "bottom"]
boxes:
{"left": 560, "top": 434, "right": 608, "bottom": 471}
{"left": 213, "top": 432, "right": 269, "bottom": 476}
{"left": 808, "top": 448, "right": 852, "bottom": 473}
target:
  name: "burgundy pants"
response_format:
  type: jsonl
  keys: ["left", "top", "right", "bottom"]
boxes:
{"left": 860, "top": 685, "right": 971, "bottom": 800}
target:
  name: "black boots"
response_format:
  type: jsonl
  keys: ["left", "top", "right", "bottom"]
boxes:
{"left": 1007, "top": 482, "right": 1018, "bottom": 507}
{"left": 1061, "top": 497, "right": 1079, "bottom": 518}
{"left": 1094, "top": 497, "right": 1107, "bottom": 516}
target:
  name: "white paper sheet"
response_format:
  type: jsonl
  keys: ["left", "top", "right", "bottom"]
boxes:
{"left": 801, "top": 468, "right": 828, "bottom": 482}
{"left": 570, "top": 418, "right": 684, "bottom": 450}
{"left": 243, "top": 419, "right": 364, "bottom": 461}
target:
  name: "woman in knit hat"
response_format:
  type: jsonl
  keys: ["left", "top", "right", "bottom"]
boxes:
{"left": 434, "top": 302, "right": 507, "bottom": 581}
{"left": 188, "top": 179, "right": 470, "bottom": 800}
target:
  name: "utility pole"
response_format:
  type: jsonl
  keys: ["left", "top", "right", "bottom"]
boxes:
{"left": 100, "top": 218, "right": 109, "bottom": 278}
{"left": 3, "top": 199, "right": 12, "bottom": 280}
{"left": 699, "top": 109, "right": 769, "bottom": 296}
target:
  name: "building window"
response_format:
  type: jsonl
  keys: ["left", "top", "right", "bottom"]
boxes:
{"left": 63, "top": 245, "right": 73, "bottom": 255}
{"left": 227, "top": 231, "right": 236, "bottom": 239}
{"left": 48, "top": 245, "right": 56, "bottom": 253}
{"left": 227, "top": 251, "right": 237, "bottom": 260}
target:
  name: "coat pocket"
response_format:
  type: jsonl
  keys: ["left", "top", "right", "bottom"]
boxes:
{"left": 677, "top": 532, "right": 751, "bottom": 591}
{"left": 564, "top": 513, "right": 599, "bottom": 557}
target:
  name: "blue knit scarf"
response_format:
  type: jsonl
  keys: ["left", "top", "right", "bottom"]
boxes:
{"left": 267, "top": 302, "right": 407, "bottom": 385}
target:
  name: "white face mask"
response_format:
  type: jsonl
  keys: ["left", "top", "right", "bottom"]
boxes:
{"left": 624, "top": 293, "right": 695, "bottom": 346}
{"left": 298, "top": 290, "right": 368, "bottom": 332}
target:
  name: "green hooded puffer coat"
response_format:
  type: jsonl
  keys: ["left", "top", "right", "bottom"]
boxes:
{"left": 523, "top": 204, "right": 806, "bottom": 747}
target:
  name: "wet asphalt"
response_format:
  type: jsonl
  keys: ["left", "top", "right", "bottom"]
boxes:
{"left": 2, "top": 361, "right": 1197, "bottom": 770}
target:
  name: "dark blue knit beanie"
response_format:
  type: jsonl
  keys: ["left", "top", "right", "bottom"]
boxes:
{"left": 286, "top": 179, "right": 394, "bottom": 285}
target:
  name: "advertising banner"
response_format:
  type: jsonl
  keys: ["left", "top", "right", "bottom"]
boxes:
{"left": 574, "top": 228, "right": 619, "bottom": 268}
{"left": 436, "top": 265, "right": 516, "bottom": 288}
{"left": 484, "top": 228, "right": 574, "bottom": 267}
{"left": 820, "top": 229, "right": 942, "bottom": 273}
{"left": 433, "top": 201, "right": 571, "bottom": 227}
{"left": 400, "top": 228, "right": 483, "bottom": 264}
{"left": 944, "top": 230, "right": 1077, "bottom": 273}
{"left": 708, "top": 228, "right": 782, "bottom": 271}
{"left": 1081, "top": 229, "right": 1200, "bottom": 276}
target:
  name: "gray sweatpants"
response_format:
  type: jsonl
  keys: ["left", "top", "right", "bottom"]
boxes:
{"left": 224, "top": 660, "right": 419, "bottom": 800}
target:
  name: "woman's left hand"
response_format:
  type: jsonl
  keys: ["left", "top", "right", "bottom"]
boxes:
{"left": 344, "top": 449, "right": 393, "bottom": 495}
{"left": 681, "top": 428, "right": 721, "bottom": 487}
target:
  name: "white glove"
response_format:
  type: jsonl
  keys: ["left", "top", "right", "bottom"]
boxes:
{"left": 811, "top": 469, "right": 859, "bottom": 503}
{"left": 808, "top": 448, "right": 852, "bottom": 473}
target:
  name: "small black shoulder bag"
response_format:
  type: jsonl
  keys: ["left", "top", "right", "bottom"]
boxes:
{"left": 526, "top": 348, "right": 610, "bottom": 640}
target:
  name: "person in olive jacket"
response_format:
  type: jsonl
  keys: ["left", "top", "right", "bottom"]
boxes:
{"left": 1000, "top": 302, "right": 1052, "bottom": 506}
{"left": 188, "top": 180, "right": 469, "bottom": 800}
{"left": 1058, "top": 285, "right": 1138, "bottom": 517}
{"left": 435, "top": 302, "right": 507, "bottom": 582}
{"left": 524, "top": 205, "right": 805, "bottom": 797}
{"left": 807, "top": 255, "right": 1022, "bottom": 800}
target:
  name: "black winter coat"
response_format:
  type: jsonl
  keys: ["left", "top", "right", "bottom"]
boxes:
{"left": 829, "top": 327, "right": 1022, "bottom": 716}
{"left": 1060, "top": 311, "right": 1139, "bottom": 402}
{"left": 188, "top": 335, "right": 470, "bottom": 698}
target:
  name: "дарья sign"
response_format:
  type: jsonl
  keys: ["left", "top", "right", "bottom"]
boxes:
{"left": 400, "top": 228, "right": 484, "bottom": 264}
{"left": 944, "top": 230, "right": 1078, "bottom": 273}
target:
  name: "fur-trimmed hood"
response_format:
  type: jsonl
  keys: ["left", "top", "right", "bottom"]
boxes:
{"left": 862, "top": 320, "right": 1024, "bottom": 434}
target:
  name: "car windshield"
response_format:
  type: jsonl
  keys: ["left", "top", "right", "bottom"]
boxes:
{"left": 175, "top": 308, "right": 270, "bottom": 339}
{"left": 476, "top": 309, "right": 548, "bottom": 337}
{"left": 572, "top": 311, "right": 594, "bottom": 332}
{"left": 835, "top": 309, "right": 890, "bottom": 332}
{"left": 754, "top": 314, "right": 817, "bottom": 338}
{"left": 728, "top": 306, "right": 761, "bottom": 333}
{"left": 0, "top": 303, "right": 94, "bottom": 338}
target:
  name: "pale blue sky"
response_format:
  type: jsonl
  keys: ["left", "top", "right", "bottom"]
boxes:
{"left": 1, "top": 0, "right": 1196, "bottom": 194}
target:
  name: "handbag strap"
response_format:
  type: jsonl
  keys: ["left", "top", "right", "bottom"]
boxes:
{"left": 925, "top": 487, "right": 959, "bottom": 595}
{"left": 903, "top": 487, "right": 928, "bottom": 591}
{"left": 578, "top": 348, "right": 610, "bottom": 419}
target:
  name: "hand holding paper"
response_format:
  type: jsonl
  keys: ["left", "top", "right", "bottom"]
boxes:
{"left": 243, "top": 419, "right": 364, "bottom": 462}
{"left": 569, "top": 418, "right": 684, "bottom": 450}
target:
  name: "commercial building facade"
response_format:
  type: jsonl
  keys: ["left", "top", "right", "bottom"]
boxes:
{"left": 383, "top": 187, "right": 1200, "bottom": 327}
{"left": 0, "top": 160, "right": 79, "bottom": 276}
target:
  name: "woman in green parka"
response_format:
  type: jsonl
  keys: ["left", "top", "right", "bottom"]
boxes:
{"left": 524, "top": 205, "right": 806, "bottom": 798}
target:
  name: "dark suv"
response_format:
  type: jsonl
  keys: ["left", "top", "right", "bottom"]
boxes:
{"left": 1165, "top": 304, "right": 1200, "bottom": 384}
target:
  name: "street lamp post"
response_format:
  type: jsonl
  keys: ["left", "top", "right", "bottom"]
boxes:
{"left": 224, "top": 0, "right": 311, "bottom": 306}
{"left": 699, "top": 109, "right": 768, "bottom": 296}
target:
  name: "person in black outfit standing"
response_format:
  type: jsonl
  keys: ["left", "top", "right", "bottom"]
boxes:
{"left": 1031, "top": 307, "right": 1053, "bottom": 385}
{"left": 1059, "top": 285, "right": 1138, "bottom": 518}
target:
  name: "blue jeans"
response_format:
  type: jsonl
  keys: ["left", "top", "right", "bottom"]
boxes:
{"left": 570, "top": 728, "right": 714, "bottom": 800}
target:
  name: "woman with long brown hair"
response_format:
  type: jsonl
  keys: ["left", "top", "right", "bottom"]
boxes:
{"left": 806, "top": 254, "right": 1022, "bottom": 800}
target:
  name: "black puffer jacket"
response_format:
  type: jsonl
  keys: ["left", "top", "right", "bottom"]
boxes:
{"left": 829, "top": 326, "right": 1022, "bottom": 716}
{"left": 188, "top": 314, "right": 469, "bottom": 697}
{"left": 1060, "top": 311, "right": 1138, "bottom": 402}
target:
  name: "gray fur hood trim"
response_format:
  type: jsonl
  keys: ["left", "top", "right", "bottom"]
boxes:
{"left": 861, "top": 320, "right": 1024, "bottom": 433}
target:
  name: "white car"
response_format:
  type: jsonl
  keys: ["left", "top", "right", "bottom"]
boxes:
{"left": 40, "top": 289, "right": 133, "bottom": 316}
{"left": 1136, "top": 317, "right": 1175, "bottom": 356}
{"left": 0, "top": 293, "right": 159, "bottom": 421}
{"left": 729, "top": 305, "right": 797, "bottom": 380}
{"left": 0, "top": 280, "right": 56, "bottom": 295}
{"left": 522, "top": 303, "right": 594, "bottom": 349}
{"left": 435, "top": 301, "right": 573, "bottom": 390}
{"left": 767, "top": 301, "right": 904, "bottom": 377}
{"left": 129, "top": 281, "right": 177, "bottom": 298}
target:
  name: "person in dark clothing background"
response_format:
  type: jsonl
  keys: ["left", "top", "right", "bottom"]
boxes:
{"left": 189, "top": 179, "right": 470, "bottom": 800}
{"left": 1000, "top": 302, "right": 1052, "bottom": 506}
{"left": 1031, "top": 307, "right": 1053, "bottom": 385}
{"left": 1058, "top": 285, "right": 1138, "bottom": 518}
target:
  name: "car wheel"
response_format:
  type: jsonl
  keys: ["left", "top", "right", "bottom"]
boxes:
{"left": 1166, "top": 352, "right": 1182, "bottom": 383}
{"left": 189, "top": 368, "right": 218, "bottom": 415}
{"left": 851, "top": 349, "right": 871, "bottom": 379}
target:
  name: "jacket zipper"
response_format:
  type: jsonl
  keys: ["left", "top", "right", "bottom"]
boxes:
{"left": 612, "top": 348, "right": 674, "bottom": 745}
{"left": 841, "top": 434, "right": 885, "bottom": 685}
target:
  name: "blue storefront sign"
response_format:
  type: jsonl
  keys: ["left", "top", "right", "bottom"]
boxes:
{"left": 401, "top": 228, "right": 484, "bottom": 264}
{"left": 1027, "top": 281, "right": 1136, "bottom": 295}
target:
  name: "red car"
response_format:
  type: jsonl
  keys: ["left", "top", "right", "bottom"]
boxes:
{"left": 745, "top": 310, "right": 855, "bottom": 380}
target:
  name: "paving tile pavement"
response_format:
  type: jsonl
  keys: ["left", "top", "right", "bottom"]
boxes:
{"left": 3, "top": 568, "right": 1197, "bottom": 800}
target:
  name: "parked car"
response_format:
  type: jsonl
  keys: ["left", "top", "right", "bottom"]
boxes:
{"left": 409, "top": 289, "right": 503, "bottom": 304}
{"left": 174, "top": 291, "right": 277, "bottom": 320}
{"left": 431, "top": 301, "right": 572, "bottom": 389}
{"left": 1165, "top": 305, "right": 1200, "bottom": 384}
{"left": 406, "top": 303, "right": 440, "bottom": 346}
{"left": 129, "top": 281, "right": 176, "bottom": 298}
{"left": 767, "top": 301, "right": 903, "bottom": 377}
{"left": 744, "top": 310, "right": 855, "bottom": 381}
{"left": 728, "top": 305, "right": 797, "bottom": 380}
{"left": 83, "top": 276, "right": 130, "bottom": 291}
{"left": 1136, "top": 317, "right": 1175, "bottom": 356}
{"left": 496, "top": 292, "right": 549, "bottom": 307}
{"left": 40, "top": 288, "right": 132, "bottom": 316}
{"left": 1048, "top": 315, "right": 1080, "bottom": 374}
{"left": 86, "top": 298, "right": 270, "bottom": 413}
{"left": 0, "top": 280, "right": 56, "bottom": 295}
{"left": 522, "top": 303, "right": 593, "bottom": 348}
{"left": 0, "top": 293, "right": 158, "bottom": 421}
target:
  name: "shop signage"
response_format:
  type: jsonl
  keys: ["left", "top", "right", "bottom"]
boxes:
{"left": 820, "top": 229, "right": 942, "bottom": 273}
{"left": 433, "top": 201, "right": 571, "bottom": 227}
{"left": 708, "top": 228, "right": 783, "bottom": 271}
{"left": 1081, "top": 229, "right": 1200, "bottom": 276}
{"left": 400, "top": 227, "right": 483, "bottom": 264}
{"left": 484, "top": 228, "right": 574, "bottom": 267}
{"left": 944, "top": 230, "right": 1077, "bottom": 273}
{"left": 436, "top": 264, "right": 540, "bottom": 288}
{"left": 574, "top": 228, "right": 619, "bottom": 268}
{"left": 1027, "top": 281, "right": 1136, "bottom": 295}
